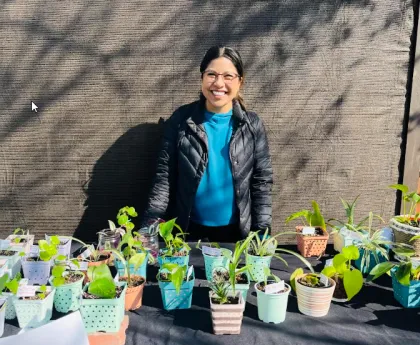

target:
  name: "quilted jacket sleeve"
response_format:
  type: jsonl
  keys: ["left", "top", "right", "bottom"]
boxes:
{"left": 143, "top": 110, "right": 179, "bottom": 224}
{"left": 250, "top": 117, "right": 273, "bottom": 232}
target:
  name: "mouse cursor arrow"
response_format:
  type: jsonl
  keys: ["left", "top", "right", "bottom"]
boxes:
{"left": 31, "top": 102, "right": 38, "bottom": 112}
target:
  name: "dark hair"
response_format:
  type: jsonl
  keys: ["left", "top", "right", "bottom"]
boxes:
{"left": 199, "top": 46, "right": 246, "bottom": 110}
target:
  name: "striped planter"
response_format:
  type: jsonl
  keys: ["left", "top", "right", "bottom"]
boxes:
{"left": 210, "top": 292, "right": 244, "bottom": 335}
{"left": 295, "top": 274, "right": 336, "bottom": 317}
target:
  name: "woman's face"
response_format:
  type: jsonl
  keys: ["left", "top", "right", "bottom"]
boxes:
{"left": 201, "top": 57, "right": 242, "bottom": 113}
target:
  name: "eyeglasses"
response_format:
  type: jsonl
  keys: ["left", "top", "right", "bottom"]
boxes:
{"left": 202, "top": 70, "right": 240, "bottom": 83}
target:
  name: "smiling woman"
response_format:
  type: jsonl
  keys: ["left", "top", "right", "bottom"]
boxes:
{"left": 143, "top": 46, "right": 273, "bottom": 242}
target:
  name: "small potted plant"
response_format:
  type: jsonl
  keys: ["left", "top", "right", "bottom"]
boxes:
{"left": 286, "top": 200, "right": 329, "bottom": 257}
{"left": 389, "top": 184, "right": 420, "bottom": 255}
{"left": 14, "top": 284, "right": 56, "bottom": 328}
{"left": 196, "top": 240, "right": 231, "bottom": 281}
{"left": 1, "top": 273, "right": 21, "bottom": 320}
{"left": 0, "top": 274, "right": 10, "bottom": 336}
{"left": 157, "top": 263, "right": 195, "bottom": 310}
{"left": 320, "top": 245, "right": 363, "bottom": 302}
{"left": 368, "top": 242, "right": 420, "bottom": 308}
{"left": 158, "top": 218, "right": 190, "bottom": 266}
{"left": 79, "top": 264, "right": 127, "bottom": 333}
{"left": 209, "top": 281, "right": 244, "bottom": 335}
{"left": 45, "top": 235, "right": 72, "bottom": 258}
{"left": 22, "top": 236, "right": 60, "bottom": 285}
{"left": 6, "top": 228, "right": 34, "bottom": 254}
{"left": 290, "top": 269, "right": 336, "bottom": 317}
{"left": 0, "top": 243, "right": 23, "bottom": 278}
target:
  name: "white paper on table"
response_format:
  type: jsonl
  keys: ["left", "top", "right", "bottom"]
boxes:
{"left": 302, "top": 227, "right": 316, "bottom": 235}
{"left": 0, "top": 311, "right": 89, "bottom": 345}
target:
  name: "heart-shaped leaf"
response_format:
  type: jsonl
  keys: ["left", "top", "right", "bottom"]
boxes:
{"left": 342, "top": 245, "right": 360, "bottom": 261}
{"left": 343, "top": 269, "right": 363, "bottom": 300}
{"left": 88, "top": 278, "right": 116, "bottom": 299}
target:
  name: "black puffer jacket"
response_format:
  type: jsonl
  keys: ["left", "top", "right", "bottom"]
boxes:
{"left": 143, "top": 100, "right": 273, "bottom": 238}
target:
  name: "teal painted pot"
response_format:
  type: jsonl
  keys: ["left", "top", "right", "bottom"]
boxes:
{"left": 391, "top": 268, "right": 420, "bottom": 308}
{"left": 227, "top": 275, "right": 250, "bottom": 303}
{"left": 158, "top": 252, "right": 189, "bottom": 267}
{"left": 115, "top": 258, "right": 148, "bottom": 281}
{"left": 79, "top": 282, "right": 127, "bottom": 333}
{"left": 354, "top": 248, "right": 387, "bottom": 275}
{"left": 255, "top": 281, "right": 290, "bottom": 324}
{"left": 203, "top": 250, "right": 231, "bottom": 281}
{"left": 50, "top": 273, "right": 84, "bottom": 313}
{"left": 158, "top": 271, "right": 194, "bottom": 310}
{"left": 246, "top": 254, "right": 272, "bottom": 282}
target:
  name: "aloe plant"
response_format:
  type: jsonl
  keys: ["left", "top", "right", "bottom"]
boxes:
{"left": 209, "top": 281, "right": 231, "bottom": 304}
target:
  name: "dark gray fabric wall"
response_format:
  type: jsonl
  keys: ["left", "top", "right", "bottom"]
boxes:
{"left": 0, "top": 1, "right": 414, "bottom": 242}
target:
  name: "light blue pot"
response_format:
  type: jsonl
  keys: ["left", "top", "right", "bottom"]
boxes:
{"left": 255, "top": 281, "right": 290, "bottom": 324}
{"left": 158, "top": 251, "right": 189, "bottom": 267}
{"left": 115, "top": 258, "right": 148, "bottom": 281}
{"left": 203, "top": 250, "right": 231, "bottom": 281}
{"left": 246, "top": 254, "right": 272, "bottom": 282}
{"left": 158, "top": 271, "right": 194, "bottom": 310}
{"left": 391, "top": 268, "right": 420, "bottom": 308}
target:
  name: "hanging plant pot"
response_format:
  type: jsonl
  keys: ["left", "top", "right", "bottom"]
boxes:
{"left": 79, "top": 282, "right": 127, "bottom": 333}
{"left": 158, "top": 271, "right": 194, "bottom": 310}
{"left": 0, "top": 249, "right": 22, "bottom": 278}
{"left": 14, "top": 288, "right": 56, "bottom": 328}
{"left": 22, "top": 257, "right": 52, "bottom": 285}
{"left": 2, "top": 292, "right": 16, "bottom": 320}
{"left": 391, "top": 269, "right": 420, "bottom": 308}
{"left": 296, "top": 226, "right": 329, "bottom": 257}
{"left": 210, "top": 291, "right": 244, "bottom": 335}
{"left": 295, "top": 274, "right": 336, "bottom": 317}
{"left": 115, "top": 258, "right": 148, "bottom": 281}
{"left": 255, "top": 281, "right": 290, "bottom": 323}
{"left": 119, "top": 275, "right": 145, "bottom": 311}
{"left": 50, "top": 272, "right": 84, "bottom": 313}
{"left": 203, "top": 249, "right": 231, "bottom": 281}
{"left": 246, "top": 254, "right": 272, "bottom": 282}
{"left": 157, "top": 248, "right": 190, "bottom": 267}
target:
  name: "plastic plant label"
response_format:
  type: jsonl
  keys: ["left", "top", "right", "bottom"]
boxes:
{"left": 187, "top": 265, "right": 194, "bottom": 280}
{"left": 302, "top": 227, "right": 316, "bottom": 235}
{"left": 202, "top": 246, "right": 221, "bottom": 256}
{"left": 79, "top": 247, "right": 93, "bottom": 260}
{"left": 0, "top": 240, "right": 11, "bottom": 249}
{"left": 68, "top": 261, "right": 88, "bottom": 271}
{"left": 264, "top": 281, "right": 285, "bottom": 294}
{"left": 325, "top": 259, "right": 333, "bottom": 267}
{"left": 17, "top": 285, "right": 38, "bottom": 297}
{"left": 320, "top": 274, "right": 329, "bottom": 287}
{"left": 29, "top": 245, "right": 39, "bottom": 256}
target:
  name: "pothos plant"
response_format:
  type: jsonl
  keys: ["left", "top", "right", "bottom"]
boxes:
{"left": 1, "top": 273, "right": 21, "bottom": 296}
{"left": 285, "top": 200, "right": 326, "bottom": 231}
{"left": 108, "top": 206, "right": 138, "bottom": 233}
{"left": 50, "top": 258, "right": 82, "bottom": 287}
{"left": 21, "top": 236, "right": 60, "bottom": 261}
{"left": 158, "top": 218, "right": 190, "bottom": 257}
{"left": 86, "top": 264, "right": 118, "bottom": 299}
{"left": 389, "top": 184, "right": 420, "bottom": 226}
{"left": 158, "top": 263, "right": 191, "bottom": 294}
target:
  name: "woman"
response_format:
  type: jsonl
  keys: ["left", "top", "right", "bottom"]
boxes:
{"left": 143, "top": 46, "right": 273, "bottom": 242}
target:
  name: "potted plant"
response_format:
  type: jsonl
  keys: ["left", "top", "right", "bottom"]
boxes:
{"left": 14, "top": 284, "right": 56, "bottom": 328}
{"left": 1, "top": 272, "right": 21, "bottom": 320}
{"left": 158, "top": 218, "right": 191, "bottom": 266}
{"left": 157, "top": 263, "right": 195, "bottom": 310}
{"left": 0, "top": 243, "right": 22, "bottom": 278}
{"left": 22, "top": 236, "right": 60, "bottom": 285}
{"left": 290, "top": 269, "right": 336, "bottom": 317}
{"left": 196, "top": 240, "right": 231, "bottom": 281}
{"left": 5, "top": 228, "right": 34, "bottom": 254}
{"left": 49, "top": 259, "right": 85, "bottom": 313}
{"left": 389, "top": 184, "right": 420, "bottom": 255}
{"left": 254, "top": 268, "right": 291, "bottom": 324}
{"left": 45, "top": 235, "right": 72, "bottom": 258}
{"left": 320, "top": 245, "right": 363, "bottom": 302}
{"left": 286, "top": 200, "right": 329, "bottom": 257}
{"left": 246, "top": 228, "right": 313, "bottom": 282}
{"left": 209, "top": 281, "right": 244, "bottom": 335}
{"left": 79, "top": 263, "right": 127, "bottom": 333}
{"left": 0, "top": 274, "right": 10, "bottom": 336}
{"left": 368, "top": 242, "right": 420, "bottom": 308}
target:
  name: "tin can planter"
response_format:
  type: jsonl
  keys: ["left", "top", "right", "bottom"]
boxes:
{"left": 50, "top": 272, "right": 84, "bottom": 313}
{"left": 210, "top": 292, "right": 244, "bottom": 335}
{"left": 14, "top": 288, "right": 56, "bottom": 328}
{"left": 5, "top": 234, "right": 34, "bottom": 254}
{"left": 158, "top": 250, "right": 190, "bottom": 267}
{"left": 391, "top": 269, "right": 420, "bottom": 308}
{"left": 354, "top": 248, "right": 387, "bottom": 275}
{"left": 255, "top": 281, "right": 290, "bottom": 324}
{"left": 296, "top": 226, "right": 329, "bottom": 257}
{"left": 246, "top": 254, "right": 272, "bottom": 282}
{"left": 80, "top": 282, "right": 127, "bottom": 333}
{"left": 22, "top": 258, "right": 52, "bottom": 285}
{"left": 2, "top": 292, "right": 16, "bottom": 320}
{"left": 158, "top": 271, "right": 194, "bottom": 310}
{"left": 203, "top": 250, "right": 231, "bottom": 281}
{"left": 115, "top": 258, "right": 148, "bottom": 281}
{"left": 0, "top": 250, "right": 22, "bottom": 278}
{"left": 120, "top": 275, "right": 145, "bottom": 311}
{"left": 295, "top": 274, "right": 336, "bottom": 317}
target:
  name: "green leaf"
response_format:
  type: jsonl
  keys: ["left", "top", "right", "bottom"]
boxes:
{"left": 117, "top": 214, "right": 129, "bottom": 226}
{"left": 39, "top": 250, "right": 51, "bottom": 261}
{"left": 290, "top": 268, "right": 304, "bottom": 292}
{"left": 343, "top": 269, "right": 363, "bottom": 300}
{"left": 310, "top": 200, "right": 326, "bottom": 229}
{"left": 393, "top": 247, "right": 416, "bottom": 257}
{"left": 389, "top": 184, "right": 409, "bottom": 194}
{"left": 275, "top": 248, "right": 314, "bottom": 273}
{"left": 0, "top": 274, "right": 9, "bottom": 291}
{"left": 56, "top": 255, "right": 67, "bottom": 261}
{"left": 396, "top": 263, "right": 412, "bottom": 286}
{"left": 52, "top": 276, "right": 66, "bottom": 287}
{"left": 285, "top": 210, "right": 310, "bottom": 224}
{"left": 5, "top": 279, "right": 19, "bottom": 294}
{"left": 50, "top": 236, "right": 60, "bottom": 246}
{"left": 52, "top": 265, "right": 66, "bottom": 278}
{"left": 38, "top": 240, "right": 49, "bottom": 251}
{"left": 127, "top": 207, "right": 137, "bottom": 217}
{"left": 88, "top": 278, "right": 116, "bottom": 299}
{"left": 342, "top": 245, "right": 360, "bottom": 261}
{"left": 87, "top": 264, "right": 113, "bottom": 282}
{"left": 410, "top": 235, "right": 420, "bottom": 242}
{"left": 321, "top": 266, "right": 336, "bottom": 278}
{"left": 129, "top": 253, "right": 146, "bottom": 271}
{"left": 108, "top": 220, "right": 116, "bottom": 231}
{"left": 367, "top": 262, "right": 396, "bottom": 281}
{"left": 39, "top": 285, "right": 47, "bottom": 292}
{"left": 333, "top": 254, "right": 348, "bottom": 268}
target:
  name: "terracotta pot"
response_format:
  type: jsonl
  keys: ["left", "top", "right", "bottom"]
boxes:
{"left": 210, "top": 292, "right": 244, "bottom": 335}
{"left": 296, "top": 226, "right": 329, "bottom": 257}
{"left": 123, "top": 276, "right": 145, "bottom": 311}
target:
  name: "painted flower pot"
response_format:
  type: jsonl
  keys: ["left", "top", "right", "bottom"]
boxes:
{"left": 5, "top": 234, "right": 34, "bottom": 254}
{"left": 296, "top": 226, "right": 329, "bottom": 257}
{"left": 158, "top": 251, "right": 190, "bottom": 267}
{"left": 2, "top": 292, "right": 16, "bottom": 320}
{"left": 354, "top": 248, "right": 387, "bottom": 275}
{"left": 79, "top": 282, "right": 127, "bottom": 333}
{"left": 14, "top": 288, "right": 55, "bottom": 328}
{"left": 391, "top": 269, "right": 420, "bottom": 308}
{"left": 115, "top": 257, "right": 148, "bottom": 281}
{"left": 210, "top": 292, "right": 244, "bottom": 335}
{"left": 22, "top": 258, "right": 52, "bottom": 285}
{"left": 0, "top": 301, "right": 6, "bottom": 336}
{"left": 203, "top": 250, "right": 231, "bottom": 281}
{"left": 246, "top": 254, "right": 272, "bottom": 282}
{"left": 295, "top": 274, "right": 336, "bottom": 317}
{"left": 0, "top": 250, "right": 22, "bottom": 278}
{"left": 255, "top": 281, "right": 290, "bottom": 324}
{"left": 50, "top": 272, "right": 84, "bottom": 313}
{"left": 123, "top": 276, "right": 145, "bottom": 311}
{"left": 158, "top": 272, "right": 194, "bottom": 310}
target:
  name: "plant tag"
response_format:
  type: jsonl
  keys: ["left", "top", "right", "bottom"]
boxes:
{"left": 17, "top": 285, "right": 38, "bottom": 297}
{"left": 320, "top": 274, "right": 329, "bottom": 287}
{"left": 302, "top": 227, "right": 316, "bottom": 235}
{"left": 202, "top": 246, "right": 221, "bottom": 256}
{"left": 68, "top": 261, "right": 88, "bottom": 271}
{"left": 325, "top": 259, "right": 333, "bottom": 267}
{"left": 79, "top": 247, "right": 93, "bottom": 260}
{"left": 187, "top": 265, "right": 194, "bottom": 280}
{"left": 19, "top": 278, "right": 29, "bottom": 286}
{"left": 0, "top": 240, "right": 11, "bottom": 250}
{"left": 113, "top": 272, "right": 119, "bottom": 283}
{"left": 264, "top": 281, "right": 285, "bottom": 294}
{"left": 29, "top": 245, "right": 39, "bottom": 256}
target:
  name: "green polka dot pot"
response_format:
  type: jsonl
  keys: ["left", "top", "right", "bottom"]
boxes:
{"left": 203, "top": 250, "right": 231, "bottom": 281}
{"left": 158, "top": 271, "right": 194, "bottom": 310}
{"left": 246, "top": 254, "right": 272, "bottom": 282}
{"left": 50, "top": 272, "right": 84, "bottom": 313}
{"left": 14, "top": 288, "right": 56, "bottom": 328}
{"left": 2, "top": 292, "right": 16, "bottom": 320}
{"left": 79, "top": 282, "right": 127, "bottom": 333}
